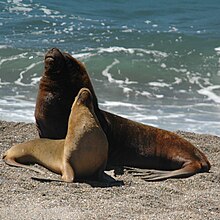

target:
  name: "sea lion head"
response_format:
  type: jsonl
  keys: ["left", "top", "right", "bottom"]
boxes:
{"left": 36, "top": 48, "right": 104, "bottom": 139}
{"left": 43, "top": 48, "right": 96, "bottom": 99}
{"left": 44, "top": 48, "right": 66, "bottom": 77}
{"left": 63, "top": 52, "right": 94, "bottom": 91}
{"left": 74, "top": 88, "right": 93, "bottom": 110}
{"left": 67, "top": 88, "right": 96, "bottom": 131}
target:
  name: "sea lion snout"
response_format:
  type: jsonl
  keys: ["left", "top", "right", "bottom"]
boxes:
{"left": 75, "top": 88, "right": 93, "bottom": 107}
{"left": 44, "top": 48, "right": 65, "bottom": 73}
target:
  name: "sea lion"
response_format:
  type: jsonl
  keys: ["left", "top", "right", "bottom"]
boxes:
{"left": 62, "top": 88, "right": 108, "bottom": 182}
{"left": 3, "top": 88, "right": 108, "bottom": 183}
{"left": 35, "top": 48, "right": 211, "bottom": 181}
{"left": 35, "top": 48, "right": 99, "bottom": 139}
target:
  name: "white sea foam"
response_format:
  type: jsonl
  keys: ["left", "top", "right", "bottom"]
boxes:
{"left": 173, "top": 77, "right": 182, "bottom": 84}
{"left": 144, "top": 20, "right": 151, "bottom": 24}
{"left": 0, "top": 53, "right": 28, "bottom": 66}
{"left": 149, "top": 82, "right": 170, "bottom": 87}
{"left": 101, "top": 59, "right": 137, "bottom": 86}
{"left": 100, "top": 101, "right": 145, "bottom": 111}
{"left": 135, "top": 90, "right": 152, "bottom": 98}
{"left": 0, "top": 109, "right": 34, "bottom": 122}
{"left": 9, "top": 6, "right": 32, "bottom": 13}
{"left": 215, "top": 47, "right": 220, "bottom": 55}
{"left": 79, "top": 46, "right": 168, "bottom": 59}
{"left": 122, "top": 87, "right": 133, "bottom": 94}
{"left": 40, "top": 7, "right": 53, "bottom": 15}
{"left": 14, "top": 61, "right": 42, "bottom": 86}
{"left": 97, "top": 46, "right": 168, "bottom": 58}
{"left": 0, "top": 45, "right": 10, "bottom": 49}
{"left": 122, "top": 29, "right": 133, "bottom": 33}
{"left": 128, "top": 113, "right": 159, "bottom": 122}
{"left": 0, "top": 96, "right": 35, "bottom": 122}
{"left": 161, "top": 63, "right": 166, "bottom": 68}
{"left": 169, "top": 67, "right": 188, "bottom": 73}
{"left": 198, "top": 85, "right": 220, "bottom": 103}
{"left": 74, "top": 53, "right": 95, "bottom": 59}
{"left": 155, "top": 94, "right": 164, "bottom": 98}
{"left": 102, "top": 59, "right": 121, "bottom": 83}
{"left": 0, "top": 79, "right": 10, "bottom": 86}
{"left": 168, "top": 26, "right": 178, "bottom": 32}
{"left": 124, "top": 78, "right": 137, "bottom": 85}
{"left": 8, "top": 0, "right": 32, "bottom": 13}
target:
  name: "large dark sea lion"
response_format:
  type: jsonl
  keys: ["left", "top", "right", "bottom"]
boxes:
{"left": 35, "top": 48, "right": 99, "bottom": 139}
{"left": 3, "top": 88, "right": 108, "bottom": 183}
{"left": 35, "top": 48, "right": 211, "bottom": 181}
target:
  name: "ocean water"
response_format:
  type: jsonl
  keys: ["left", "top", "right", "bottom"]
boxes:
{"left": 0, "top": 0, "right": 220, "bottom": 135}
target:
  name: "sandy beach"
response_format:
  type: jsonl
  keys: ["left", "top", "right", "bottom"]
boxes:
{"left": 0, "top": 120, "right": 219, "bottom": 220}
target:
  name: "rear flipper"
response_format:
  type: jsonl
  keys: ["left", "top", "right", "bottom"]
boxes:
{"left": 124, "top": 162, "right": 205, "bottom": 181}
{"left": 3, "top": 158, "right": 45, "bottom": 174}
{"left": 61, "top": 161, "right": 75, "bottom": 182}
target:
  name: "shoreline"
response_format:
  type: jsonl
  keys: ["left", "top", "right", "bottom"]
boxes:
{"left": 0, "top": 120, "right": 220, "bottom": 219}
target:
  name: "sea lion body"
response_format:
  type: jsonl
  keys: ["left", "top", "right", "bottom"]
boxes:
{"left": 102, "top": 111, "right": 210, "bottom": 180}
{"left": 62, "top": 88, "right": 108, "bottom": 182}
{"left": 3, "top": 88, "right": 108, "bottom": 182}
{"left": 35, "top": 48, "right": 211, "bottom": 181}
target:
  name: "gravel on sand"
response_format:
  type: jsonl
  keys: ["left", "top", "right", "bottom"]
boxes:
{"left": 0, "top": 120, "right": 219, "bottom": 220}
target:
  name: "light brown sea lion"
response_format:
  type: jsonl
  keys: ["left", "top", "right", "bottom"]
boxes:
{"left": 3, "top": 88, "right": 108, "bottom": 183}
{"left": 62, "top": 88, "right": 108, "bottom": 182}
{"left": 35, "top": 48, "right": 211, "bottom": 181}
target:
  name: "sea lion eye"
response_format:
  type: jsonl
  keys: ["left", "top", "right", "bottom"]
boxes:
{"left": 65, "top": 58, "right": 73, "bottom": 69}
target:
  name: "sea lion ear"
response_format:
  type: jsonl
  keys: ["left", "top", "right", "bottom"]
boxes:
{"left": 63, "top": 53, "right": 83, "bottom": 72}
{"left": 63, "top": 53, "right": 75, "bottom": 70}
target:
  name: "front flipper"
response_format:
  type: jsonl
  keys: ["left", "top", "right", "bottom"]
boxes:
{"left": 32, "top": 161, "right": 75, "bottom": 183}
{"left": 61, "top": 161, "right": 75, "bottom": 183}
{"left": 4, "top": 158, "right": 45, "bottom": 174}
